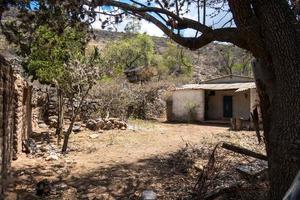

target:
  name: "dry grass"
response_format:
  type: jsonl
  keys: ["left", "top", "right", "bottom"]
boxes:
{"left": 7, "top": 120, "right": 267, "bottom": 199}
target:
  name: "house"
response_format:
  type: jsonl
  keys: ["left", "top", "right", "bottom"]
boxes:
{"left": 166, "top": 75, "right": 260, "bottom": 124}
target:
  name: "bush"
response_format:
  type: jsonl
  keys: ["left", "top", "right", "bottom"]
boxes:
{"left": 83, "top": 79, "right": 174, "bottom": 121}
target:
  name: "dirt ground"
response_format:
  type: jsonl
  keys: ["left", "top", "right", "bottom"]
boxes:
{"left": 5, "top": 120, "right": 267, "bottom": 200}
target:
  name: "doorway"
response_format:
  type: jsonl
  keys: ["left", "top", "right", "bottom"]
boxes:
{"left": 223, "top": 96, "right": 233, "bottom": 118}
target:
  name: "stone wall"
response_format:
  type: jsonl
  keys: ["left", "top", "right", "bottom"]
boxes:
{"left": 13, "top": 72, "right": 32, "bottom": 159}
{"left": 0, "top": 52, "right": 31, "bottom": 195}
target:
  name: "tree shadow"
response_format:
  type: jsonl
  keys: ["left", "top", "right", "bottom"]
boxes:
{"left": 7, "top": 146, "right": 206, "bottom": 200}
{"left": 6, "top": 132, "right": 267, "bottom": 200}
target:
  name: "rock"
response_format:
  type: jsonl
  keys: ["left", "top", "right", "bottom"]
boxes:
{"left": 48, "top": 116, "right": 58, "bottom": 120}
{"left": 141, "top": 190, "right": 157, "bottom": 200}
{"left": 193, "top": 161, "right": 204, "bottom": 172}
{"left": 49, "top": 116, "right": 58, "bottom": 128}
{"left": 121, "top": 126, "right": 126, "bottom": 130}
{"left": 89, "top": 134, "right": 99, "bottom": 139}
{"left": 96, "top": 119, "right": 105, "bottom": 130}
{"left": 72, "top": 123, "right": 81, "bottom": 133}
{"left": 46, "top": 153, "right": 59, "bottom": 161}
{"left": 104, "top": 121, "right": 113, "bottom": 130}
{"left": 86, "top": 119, "right": 97, "bottom": 131}
{"left": 38, "top": 123, "right": 48, "bottom": 129}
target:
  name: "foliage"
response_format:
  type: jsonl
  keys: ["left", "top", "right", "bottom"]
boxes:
{"left": 27, "top": 25, "right": 87, "bottom": 84}
{"left": 103, "top": 33, "right": 154, "bottom": 72}
{"left": 102, "top": 35, "right": 192, "bottom": 82}
{"left": 1, "top": 3, "right": 89, "bottom": 57}
{"left": 102, "top": 33, "right": 157, "bottom": 82}
{"left": 161, "top": 41, "right": 193, "bottom": 77}
{"left": 217, "top": 45, "right": 253, "bottom": 76}
{"left": 124, "top": 16, "right": 142, "bottom": 34}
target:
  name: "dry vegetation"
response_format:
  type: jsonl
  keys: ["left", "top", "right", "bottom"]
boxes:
{"left": 6, "top": 120, "right": 267, "bottom": 200}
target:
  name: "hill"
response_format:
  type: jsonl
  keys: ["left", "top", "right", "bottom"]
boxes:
{"left": 89, "top": 30, "right": 252, "bottom": 81}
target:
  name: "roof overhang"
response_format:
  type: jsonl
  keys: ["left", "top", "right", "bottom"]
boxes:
{"left": 175, "top": 82, "right": 256, "bottom": 92}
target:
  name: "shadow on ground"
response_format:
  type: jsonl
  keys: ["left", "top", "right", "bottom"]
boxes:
{"left": 7, "top": 147, "right": 205, "bottom": 200}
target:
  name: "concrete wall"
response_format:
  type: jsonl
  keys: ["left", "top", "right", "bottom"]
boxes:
{"left": 206, "top": 90, "right": 251, "bottom": 120}
{"left": 171, "top": 89, "right": 205, "bottom": 122}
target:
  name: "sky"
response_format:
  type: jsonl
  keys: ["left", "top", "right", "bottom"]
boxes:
{"left": 92, "top": 1, "right": 232, "bottom": 37}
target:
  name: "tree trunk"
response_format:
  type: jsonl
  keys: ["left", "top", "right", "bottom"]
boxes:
{"left": 61, "top": 87, "right": 91, "bottom": 153}
{"left": 61, "top": 113, "right": 75, "bottom": 153}
{"left": 253, "top": 1, "right": 300, "bottom": 199}
{"left": 55, "top": 88, "right": 64, "bottom": 145}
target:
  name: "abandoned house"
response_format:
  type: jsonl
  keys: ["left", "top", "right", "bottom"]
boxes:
{"left": 0, "top": 51, "right": 31, "bottom": 194}
{"left": 167, "top": 75, "right": 260, "bottom": 124}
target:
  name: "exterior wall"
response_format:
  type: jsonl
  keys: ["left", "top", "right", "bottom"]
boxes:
{"left": 202, "top": 75, "right": 254, "bottom": 84}
{"left": 250, "top": 88, "right": 259, "bottom": 110}
{"left": 13, "top": 73, "right": 31, "bottom": 159}
{"left": 171, "top": 89, "right": 205, "bottom": 122}
{"left": 206, "top": 90, "right": 251, "bottom": 120}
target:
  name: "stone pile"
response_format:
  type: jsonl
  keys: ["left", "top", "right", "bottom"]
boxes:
{"left": 86, "top": 118, "right": 127, "bottom": 131}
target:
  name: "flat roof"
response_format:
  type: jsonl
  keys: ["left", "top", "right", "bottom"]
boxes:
{"left": 175, "top": 82, "right": 256, "bottom": 92}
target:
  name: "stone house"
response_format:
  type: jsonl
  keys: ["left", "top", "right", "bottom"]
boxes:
{"left": 0, "top": 51, "right": 31, "bottom": 194}
{"left": 167, "top": 75, "right": 260, "bottom": 124}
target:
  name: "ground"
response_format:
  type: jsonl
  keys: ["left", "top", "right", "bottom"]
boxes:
{"left": 6, "top": 120, "right": 267, "bottom": 200}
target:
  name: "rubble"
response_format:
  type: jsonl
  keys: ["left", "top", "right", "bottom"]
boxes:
{"left": 89, "top": 134, "right": 100, "bottom": 139}
{"left": 86, "top": 117, "right": 127, "bottom": 131}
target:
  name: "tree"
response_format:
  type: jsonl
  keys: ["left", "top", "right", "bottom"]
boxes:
{"left": 161, "top": 41, "right": 192, "bottom": 77}
{"left": 91, "top": 2, "right": 300, "bottom": 199}
{"left": 2, "top": 1, "right": 300, "bottom": 199}
{"left": 28, "top": 25, "right": 102, "bottom": 153}
{"left": 102, "top": 33, "right": 156, "bottom": 82}
{"left": 124, "top": 16, "right": 142, "bottom": 34}
{"left": 61, "top": 49, "right": 102, "bottom": 153}
{"left": 28, "top": 24, "right": 87, "bottom": 144}
{"left": 217, "top": 45, "right": 253, "bottom": 76}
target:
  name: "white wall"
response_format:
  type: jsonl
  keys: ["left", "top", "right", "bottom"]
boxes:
{"left": 172, "top": 89, "right": 205, "bottom": 122}
{"left": 206, "top": 90, "right": 251, "bottom": 120}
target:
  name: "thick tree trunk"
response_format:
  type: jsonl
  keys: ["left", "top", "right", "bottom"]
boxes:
{"left": 254, "top": 1, "right": 300, "bottom": 199}
{"left": 229, "top": 0, "right": 300, "bottom": 199}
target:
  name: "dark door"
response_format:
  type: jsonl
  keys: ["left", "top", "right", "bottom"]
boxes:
{"left": 223, "top": 96, "right": 233, "bottom": 118}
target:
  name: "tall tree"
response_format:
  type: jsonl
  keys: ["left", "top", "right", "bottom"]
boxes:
{"left": 91, "top": 2, "right": 300, "bottom": 199}
{"left": 1, "top": 1, "right": 300, "bottom": 199}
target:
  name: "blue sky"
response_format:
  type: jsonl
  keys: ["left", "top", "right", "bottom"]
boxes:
{"left": 92, "top": 0, "right": 233, "bottom": 37}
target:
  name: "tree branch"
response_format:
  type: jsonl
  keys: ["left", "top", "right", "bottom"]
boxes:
{"left": 93, "top": 0, "right": 249, "bottom": 50}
